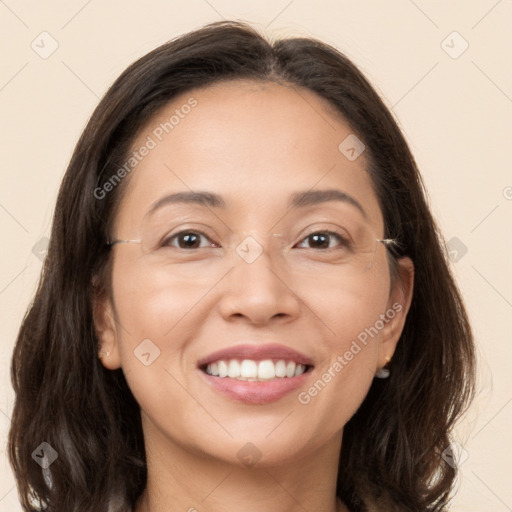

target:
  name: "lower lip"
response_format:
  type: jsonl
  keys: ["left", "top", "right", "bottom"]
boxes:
{"left": 199, "top": 368, "right": 313, "bottom": 405}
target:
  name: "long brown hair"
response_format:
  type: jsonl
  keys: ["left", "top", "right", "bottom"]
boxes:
{"left": 9, "top": 20, "right": 476, "bottom": 512}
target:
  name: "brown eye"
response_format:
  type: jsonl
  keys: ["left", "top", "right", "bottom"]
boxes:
{"left": 162, "top": 230, "right": 218, "bottom": 249}
{"left": 295, "top": 231, "right": 348, "bottom": 250}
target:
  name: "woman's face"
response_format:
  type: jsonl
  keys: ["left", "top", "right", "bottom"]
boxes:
{"left": 95, "top": 80, "right": 413, "bottom": 467}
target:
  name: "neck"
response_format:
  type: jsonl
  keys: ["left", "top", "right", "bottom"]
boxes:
{"left": 133, "top": 416, "right": 348, "bottom": 512}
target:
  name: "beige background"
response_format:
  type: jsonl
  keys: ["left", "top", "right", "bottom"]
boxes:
{"left": 1, "top": 1, "right": 511, "bottom": 510}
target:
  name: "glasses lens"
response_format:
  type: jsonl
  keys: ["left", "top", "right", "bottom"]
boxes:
{"left": 114, "top": 213, "right": 384, "bottom": 278}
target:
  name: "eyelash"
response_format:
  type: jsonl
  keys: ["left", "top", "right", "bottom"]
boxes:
{"left": 161, "top": 229, "right": 349, "bottom": 251}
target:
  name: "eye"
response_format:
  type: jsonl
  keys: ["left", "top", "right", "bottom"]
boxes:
{"left": 294, "top": 230, "right": 349, "bottom": 250}
{"left": 162, "top": 230, "right": 219, "bottom": 250}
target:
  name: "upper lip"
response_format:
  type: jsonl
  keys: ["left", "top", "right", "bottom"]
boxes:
{"left": 197, "top": 343, "right": 315, "bottom": 368}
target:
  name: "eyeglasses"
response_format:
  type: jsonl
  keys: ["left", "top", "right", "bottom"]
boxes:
{"left": 106, "top": 217, "right": 399, "bottom": 279}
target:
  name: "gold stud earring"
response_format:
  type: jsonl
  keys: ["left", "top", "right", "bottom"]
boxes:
{"left": 98, "top": 350, "right": 111, "bottom": 359}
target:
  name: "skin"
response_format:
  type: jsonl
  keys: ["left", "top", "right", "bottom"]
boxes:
{"left": 94, "top": 80, "right": 414, "bottom": 512}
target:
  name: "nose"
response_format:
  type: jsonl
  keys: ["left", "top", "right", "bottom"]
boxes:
{"left": 217, "top": 237, "right": 302, "bottom": 325}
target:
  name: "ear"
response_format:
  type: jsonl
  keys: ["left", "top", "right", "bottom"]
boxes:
{"left": 92, "top": 284, "right": 122, "bottom": 370}
{"left": 378, "top": 256, "right": 414, "bottom": 367}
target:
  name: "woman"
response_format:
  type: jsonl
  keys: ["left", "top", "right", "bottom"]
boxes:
{"left": 8, "top": 20, "right": 476, "bottom": 512}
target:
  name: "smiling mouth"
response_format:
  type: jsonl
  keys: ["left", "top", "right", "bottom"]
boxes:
{"left": 199, "top": 358, "right": 314, "bottom": 381}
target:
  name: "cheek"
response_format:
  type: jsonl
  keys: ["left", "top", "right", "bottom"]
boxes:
{"left": 111, "top": 257, "right": 214, "bottom": 339}
{"left": 295, "top": 260, "right": 391, "bottom": 344}
{"left": 295, "top": 267, "right": 391, "bottom": 421}
{"left": 109, "top": 257, "right": 226, "bottom": 400}
{"left": 109, "top": 260, "right": 205, "bottom": 425}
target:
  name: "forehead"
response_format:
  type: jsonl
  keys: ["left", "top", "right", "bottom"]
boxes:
{"left": 114, "top": 80, "right": 383, "bottom": 234}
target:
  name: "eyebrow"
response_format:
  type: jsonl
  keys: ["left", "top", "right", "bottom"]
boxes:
{"left": 145, "top": 189, "right": 367, "bottom": 219}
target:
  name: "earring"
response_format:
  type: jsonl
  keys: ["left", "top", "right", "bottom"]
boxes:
{"left": 98, "top": 350, "right": 111, "bottom": 359}
{"left": 375, "top": 356, "right": 391, "bottom": 379}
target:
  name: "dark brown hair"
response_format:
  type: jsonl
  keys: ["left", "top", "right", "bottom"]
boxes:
{"left": 9, "top": 20, "right": 476, "bottom": 512}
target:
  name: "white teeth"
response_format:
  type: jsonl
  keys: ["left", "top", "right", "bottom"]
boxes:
{"left": 203, "top": 358, "right": 309, "bottom": 380}
{"left": 294, "top": 364, "right": 306, "bottom": 377}
{"left": 227, "top": 360, "right": 240, "bottom": 378}
{"left": 275, "top": 360, "right": 287, "bottom": 377}
{"left": 240, "top": 359, "right": 258, "bottom": 378}
{"left": 258, "top": 360, "right": 275, "bottom": 379}
{"left": 218, "top": 361, "right": 228, "bottom": 378}
{"left": 286, "top": 361, "right": 296, "bottom": 378}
